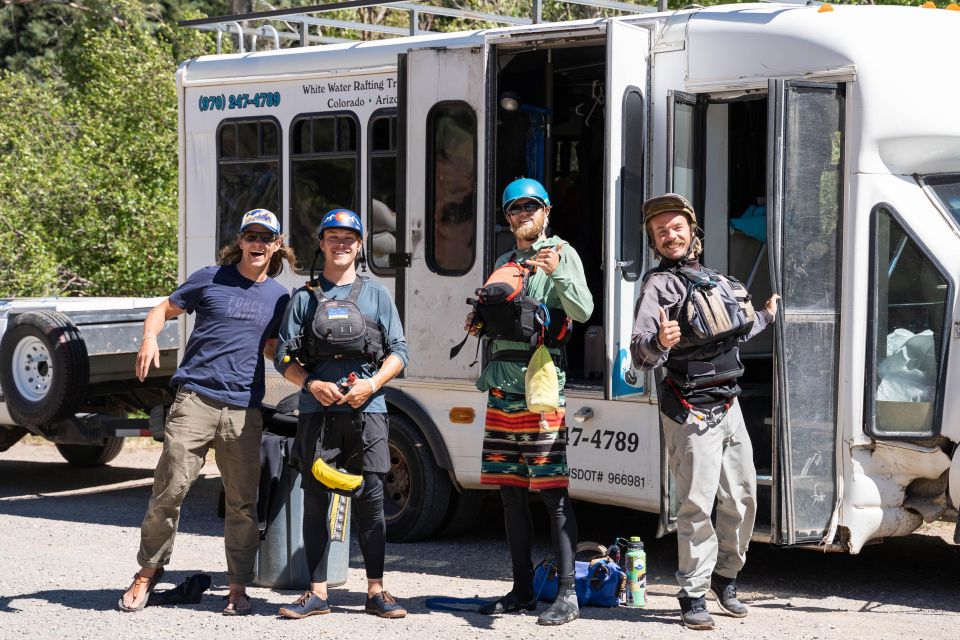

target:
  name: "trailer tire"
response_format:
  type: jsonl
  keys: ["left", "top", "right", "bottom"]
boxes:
{"left": 384, "top": 413, "right": 451, "bottom": 542}
{"left": 0, "top": 311, "right": 89, "bottom": 427}
{"left": 55, "top": 437, "right": 125, "bottom": 467}
{"left": 436, "top": 488, "right": 486, "bottom": 538}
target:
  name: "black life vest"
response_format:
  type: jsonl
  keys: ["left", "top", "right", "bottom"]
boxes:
{"left": 643, "top": 265, "right": 754, "bottom": 391}
{"left": 302, "top": 277, "right": 385, "bottom": 367}
{"left": 449, "top": 255, "right": 572, "bottom": 362}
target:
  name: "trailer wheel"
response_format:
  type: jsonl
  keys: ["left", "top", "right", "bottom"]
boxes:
{"left": 0, "top": 311, "right": 89, "bottom": 427}
{"left": 436, "top": 488, "right": 486, "bottom": 538}
{"left": 55, "top": 437, "right": 125, "bottom": 467}
{"left": 384, "top": 413, "right": 451, "bottom": 542}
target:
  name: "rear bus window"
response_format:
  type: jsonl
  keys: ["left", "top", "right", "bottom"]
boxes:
{"left": 368, "top": 111, "right": 399, "bottom": 275}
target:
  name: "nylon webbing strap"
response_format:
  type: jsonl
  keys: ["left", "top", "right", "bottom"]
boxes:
{"left": 328, "top": 493, "right": 349, "bottom": 542}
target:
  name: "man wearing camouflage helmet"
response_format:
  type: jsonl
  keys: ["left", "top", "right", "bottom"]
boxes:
{"left": 630, "top": 193, "right": 780, "bottom": 630}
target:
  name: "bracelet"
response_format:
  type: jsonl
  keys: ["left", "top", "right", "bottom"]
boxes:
{"left": 367, "top": 378, "right": 378, "bottom": 394}
{"left": 142, "top": 335, "right": 157, "bottom": 343}
{"left": 303, "top": 376, "right": 316, "bottom": 391}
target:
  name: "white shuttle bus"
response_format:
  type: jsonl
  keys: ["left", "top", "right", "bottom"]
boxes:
{"left": 173, "top": 2, "right": 960, "bottom": 547}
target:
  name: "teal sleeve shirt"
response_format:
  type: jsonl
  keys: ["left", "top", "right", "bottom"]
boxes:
{"left": 274, "top": 276, "right": 408, "bottom": 414}
{"left": 475, "top": 235, "right": 594, "bottom": 395}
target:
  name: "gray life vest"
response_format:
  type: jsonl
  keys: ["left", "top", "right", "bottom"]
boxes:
{"left": 644, "top": 265, "right": 755, "bottom": 391}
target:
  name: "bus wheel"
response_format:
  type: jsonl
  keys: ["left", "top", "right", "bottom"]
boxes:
{"left": 0, "top": 311, "right": 89, "bottom": 427}
{"left": 437, "top": 488, "right": 486, "bottom": 538}
{"left": 384, "top": 414, "right": 451, "bottom": 542}
{"left": 56, "top": 437, "right": 125, "bottom": 467}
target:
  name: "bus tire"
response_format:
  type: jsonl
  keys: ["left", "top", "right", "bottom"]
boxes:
{"left": 436, "top": 488, "right": 486, "bottom": 538}
{"left": 384, "top": 413, "right": 451, "bottom": 542}
{"left": 55, "top": 437, "right": 125, "bottom": 467}
{"left": 0, "top": 311, "right": 89, "bottom": 427}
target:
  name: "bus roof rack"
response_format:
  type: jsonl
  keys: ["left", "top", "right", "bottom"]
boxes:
{"left": 179, "top": 0, "right": 664, "bottom": 53}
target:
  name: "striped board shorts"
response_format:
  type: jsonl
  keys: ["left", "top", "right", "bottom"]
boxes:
{"left": 480, "top": 389, "right": 569, "bottom": 490}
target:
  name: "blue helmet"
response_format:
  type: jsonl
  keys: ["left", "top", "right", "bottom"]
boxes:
{"left": 318, "top": 208, "right": 363, "bottom": 238}
{"left": 501, "top": 178, "right": 551, "bottom": 211}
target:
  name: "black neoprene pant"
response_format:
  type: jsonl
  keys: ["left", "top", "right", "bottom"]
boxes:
{"left": 500, "top": 485, "right": 578, "bottom": 593}
{"left": 303, "top": 471, "right": 386, "bottom": 582}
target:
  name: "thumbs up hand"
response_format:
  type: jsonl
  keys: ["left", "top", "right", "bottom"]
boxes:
{"left": 657, "top": 306, "right": 681, "bottom": 350}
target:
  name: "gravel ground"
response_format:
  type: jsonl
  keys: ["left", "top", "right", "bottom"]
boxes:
{"left": 1, "top": 438, "right": 958, "bottom": 640}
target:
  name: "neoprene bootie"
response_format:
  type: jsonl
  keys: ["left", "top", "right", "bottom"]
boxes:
{"left": 536, "top": 586, "right": 579, "bottom": 625}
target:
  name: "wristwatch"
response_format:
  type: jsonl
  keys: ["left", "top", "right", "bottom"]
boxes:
{"left": 302, "top": 375, "right": 317, "bottom": 391}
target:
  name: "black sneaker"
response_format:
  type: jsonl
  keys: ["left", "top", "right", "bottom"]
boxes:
{"left": 279, "top": 591, "right": 331, "bottom": 619}
{"left": 479, "top": 591, "right": 538, "bottom": 615}
{"left": 679, "top": 595, "right": 715, "bottom": 630}
{"left": 536, "top": 587, "right": 579, "bottom": 626}
{"left": 710, "top": 574, "right": 748, "bottom": 618}
{"left": 365, "top": 591, "right": 407, "bottom": 618}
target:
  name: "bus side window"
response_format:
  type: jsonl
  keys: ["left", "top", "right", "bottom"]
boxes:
{"left": 868, "top": 205, "right": 951, "bottom": 438}
{"left": 290, "top": 113, "right": 360, "bottom": 272}
{"left": 620, "top": 89, "right": 645, "bottom": 282}
{"left": 426, "top": 101, "right": 477, "bottom": 276}
{"left": 368, "top": 111, "right": 398, "bottom": 275}
{"left": 216, "top": 118, "right": 281, "bottom": 256}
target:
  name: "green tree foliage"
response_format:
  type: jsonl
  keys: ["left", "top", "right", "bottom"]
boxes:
{"left": 0, "top": 1, "right": 213, "bottom": 296}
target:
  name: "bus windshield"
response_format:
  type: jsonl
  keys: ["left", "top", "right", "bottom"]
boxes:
{"left": 923, "top": 173, "right": 960, "bottom": 226}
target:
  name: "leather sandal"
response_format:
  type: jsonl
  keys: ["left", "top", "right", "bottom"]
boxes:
{"left": 223, "top": 592, "right": 252, "bottom": 616}
{"left": 117, "top": 567, "right": 164, "bottom": 613}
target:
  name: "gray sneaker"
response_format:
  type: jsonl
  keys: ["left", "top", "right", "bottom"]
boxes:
{"left": 710, "top": 574, "right": 748, "bottom": 618}
{"left": 679, "top": 595, "right": 715, "bottom": 630}
{"left": 279, "top": 591, "right": 331, "bottom": 619}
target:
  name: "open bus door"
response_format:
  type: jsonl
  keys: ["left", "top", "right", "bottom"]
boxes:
{"left": 768, "top": 79, "right": 845, "bottom": 545}
{"left": 397, "top": 46, "right": 488, "bottom": 380}
{"left": 607, "top": 19, "right": 651, "bottom": 400}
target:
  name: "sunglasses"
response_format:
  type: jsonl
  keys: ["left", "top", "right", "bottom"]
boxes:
{"left": 242, "top": 231, "right": 279, "bottom": 243}
{"left": 506, "top": 202, "right": 542, "bottom": 215}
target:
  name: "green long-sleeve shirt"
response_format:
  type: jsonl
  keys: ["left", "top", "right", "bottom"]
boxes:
{"left": 475, "top": 235, "right": 594, "bottom": 395}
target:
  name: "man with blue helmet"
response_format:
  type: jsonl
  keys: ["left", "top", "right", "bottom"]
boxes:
{"left": 466, "top": 178, "right": 593, "bottom": 626}
{"left": 274, "top": 208, "right": 409, "bottom": 620}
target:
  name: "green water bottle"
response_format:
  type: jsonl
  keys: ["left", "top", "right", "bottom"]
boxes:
{"left": 621, "top": 536, "right": 646, "bottom": 608}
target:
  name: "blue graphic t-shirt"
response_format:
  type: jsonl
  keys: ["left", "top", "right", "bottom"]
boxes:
{"left": 170, "top": 264, "right": 290, "bottom": 408}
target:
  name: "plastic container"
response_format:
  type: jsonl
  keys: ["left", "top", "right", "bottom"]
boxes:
{"left": 618, "top": 536, "right": 646, "bottom": 608}
{"left": 255, "top": 461, "right": 350, "bottom": 589}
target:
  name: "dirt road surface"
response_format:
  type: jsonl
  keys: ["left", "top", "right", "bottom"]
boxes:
{"left": 1, "top": 439, "right": 958, "bottom": 640}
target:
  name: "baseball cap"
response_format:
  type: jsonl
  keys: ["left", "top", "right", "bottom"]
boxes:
{"left": 239, "top": 208, "right": 281, "bottom": 234}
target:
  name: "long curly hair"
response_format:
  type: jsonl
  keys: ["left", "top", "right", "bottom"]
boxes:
{"left": 217, "top": 235, "right": 297, "bottom": 278}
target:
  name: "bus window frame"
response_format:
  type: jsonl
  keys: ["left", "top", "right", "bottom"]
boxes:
{"left": 620, "top": 86, "right": 646, "bottom": 283}
{"left": 215, "top": 116, "right": 282, "bottom": 259}
{"left": 288, "top": 110, "right": 361, "bottom": 275}
{"left": 865, "top": 202, "right": 954, "bottom": 441}
{"left": 367, "top": 108, "right": 399, "bottom": 277}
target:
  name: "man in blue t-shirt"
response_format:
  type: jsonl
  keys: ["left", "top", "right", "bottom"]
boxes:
{"left": 118, "top": 209, "right": 292, "bottom": 616}
{"left": 273, "top": 208, "right": 409, "bottom": 620}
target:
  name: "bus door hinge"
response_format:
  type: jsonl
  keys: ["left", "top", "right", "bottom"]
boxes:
{"left": 954, "top": 322, "right": 960, "bottom": 339}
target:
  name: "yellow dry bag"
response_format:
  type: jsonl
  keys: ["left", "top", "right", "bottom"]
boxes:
{"left": 525, "top": 344, "right": 559, "bottom": 414}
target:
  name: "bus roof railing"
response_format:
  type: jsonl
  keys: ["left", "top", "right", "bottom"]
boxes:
{"left": 179, "top": 0, "right": 665, "bottom": 53}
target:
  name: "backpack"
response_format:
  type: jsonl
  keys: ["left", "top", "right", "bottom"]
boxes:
{"left": 671, "top": 266, "right": 755, "bottom": 345}
{"left": 449, "top": 253, "right": 572, "bottom": 362}
{"left": 303, "top": 277, "right": 385, "bottom": 365}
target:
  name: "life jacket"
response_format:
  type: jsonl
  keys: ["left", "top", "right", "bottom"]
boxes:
{"left": 302, "top": 277, "right": 385, "bottom": 367}
{"left": 449, "top": 252, "right": 572, "bottom": 362}
{"left": 644, "top": 265, "right": 754, "bottom": 391}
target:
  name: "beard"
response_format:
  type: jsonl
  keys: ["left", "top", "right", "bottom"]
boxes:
{"left": 511, "top": 215, "right": 547, "bottom": 242}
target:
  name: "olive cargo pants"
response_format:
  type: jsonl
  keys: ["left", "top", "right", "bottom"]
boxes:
{"left": 137, "top": 388, "right": 262, "bottom": 584}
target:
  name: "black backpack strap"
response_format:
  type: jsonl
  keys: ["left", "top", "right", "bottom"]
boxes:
{"left": 346, "top": 276, "right": 366, "bottom": 303}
